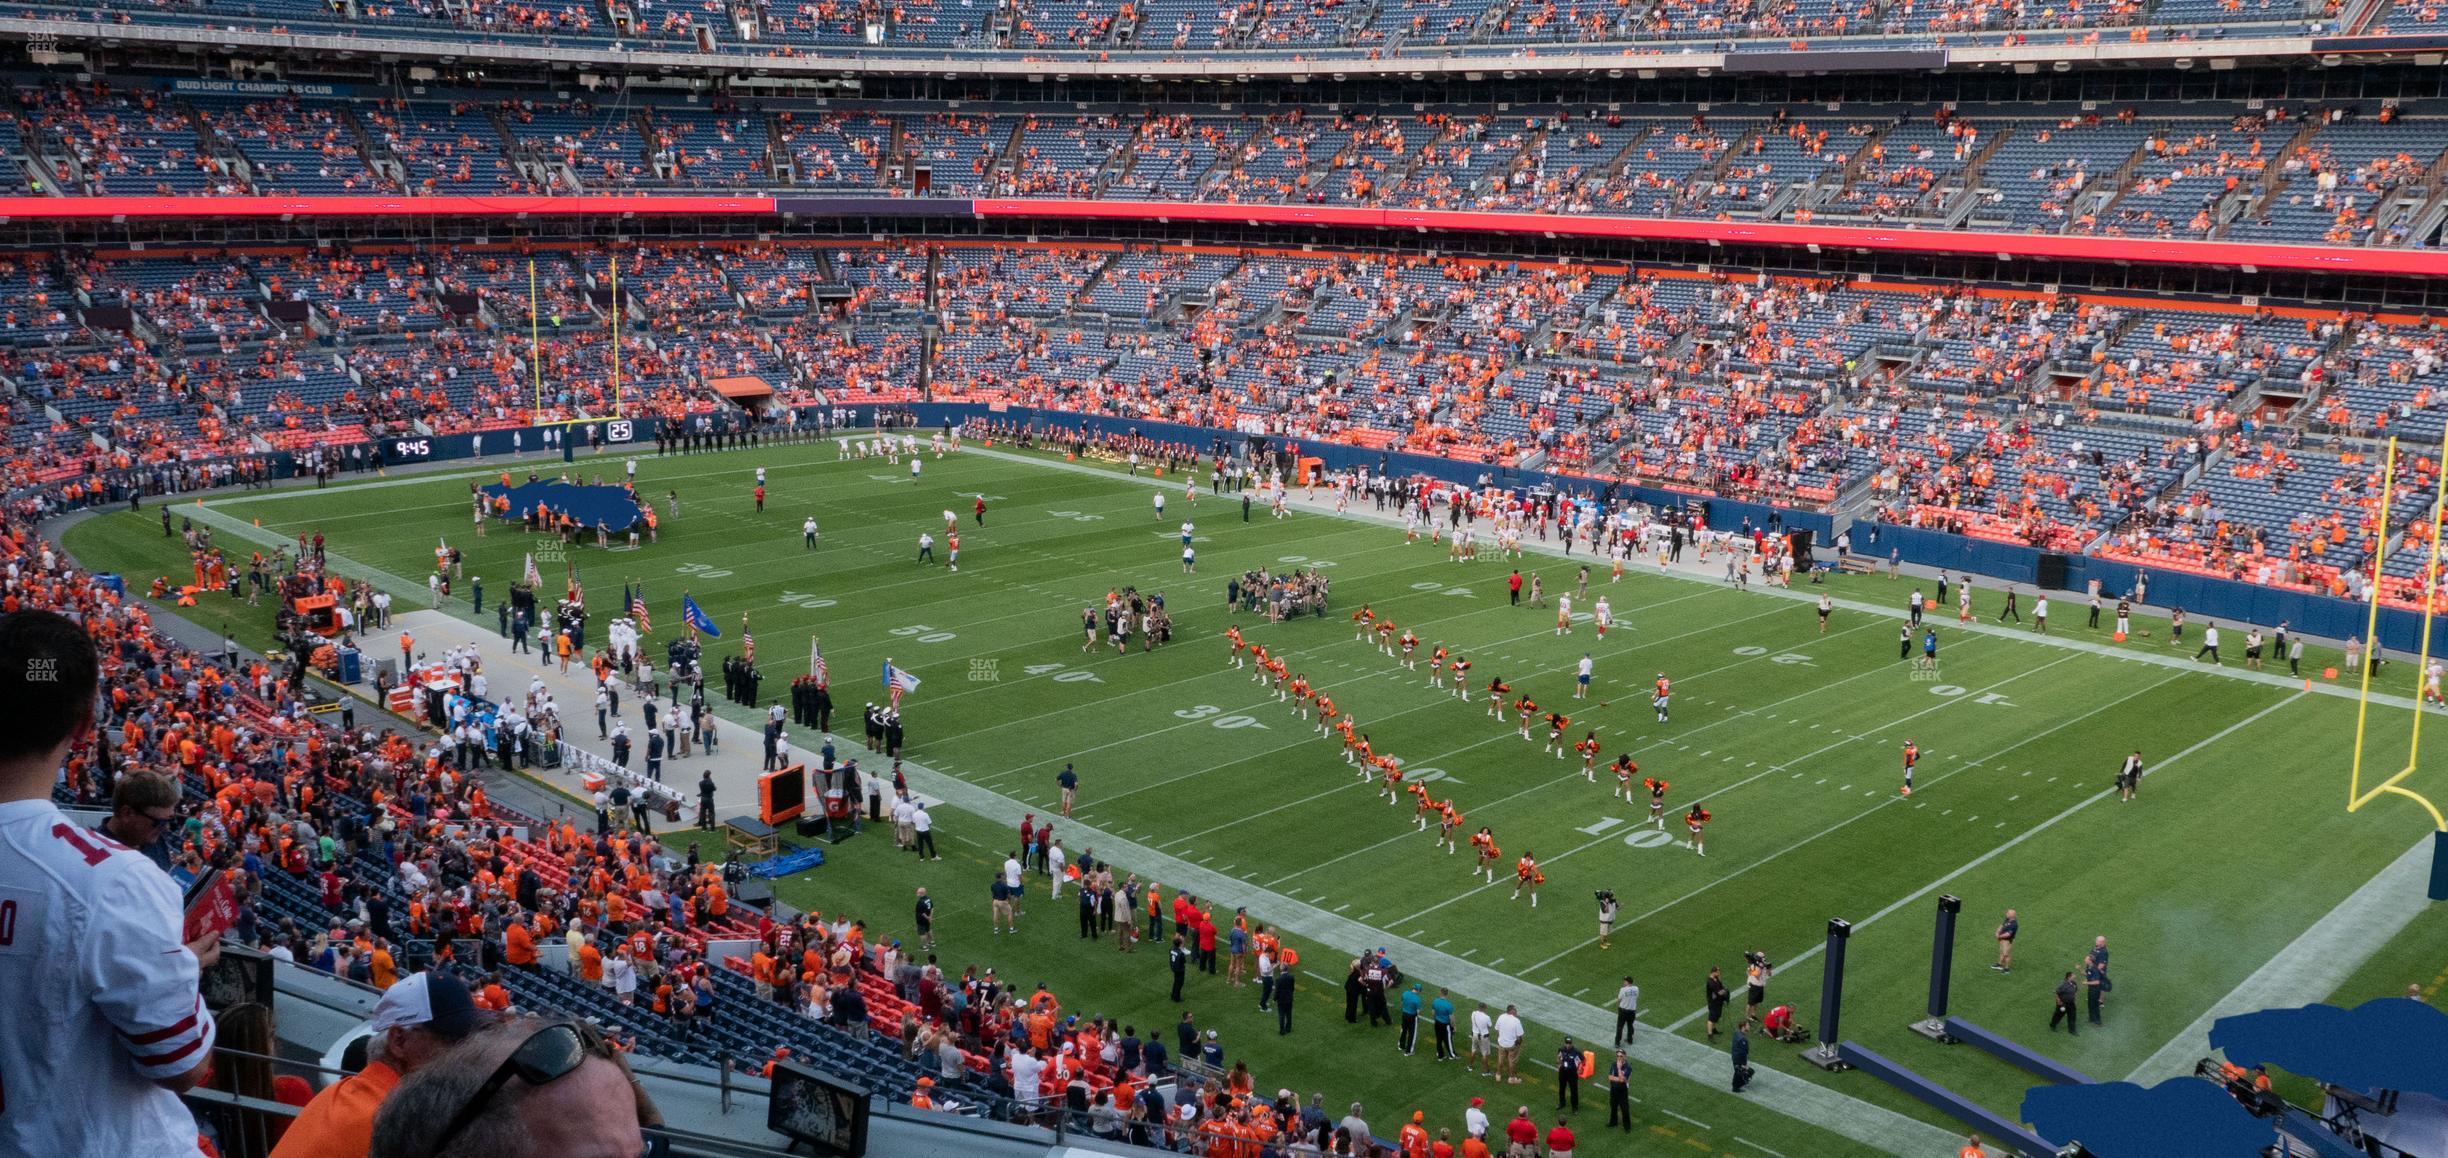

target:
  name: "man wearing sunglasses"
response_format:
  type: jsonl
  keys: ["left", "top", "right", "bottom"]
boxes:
{"left": 0, "top": 611, "right": 216, "bottom": 1157}
{"left": 94, "top": 771, "right": 181, "bottom": 872}
{"left": 371, "top": 1016, "right": 663, "bottom": 1158}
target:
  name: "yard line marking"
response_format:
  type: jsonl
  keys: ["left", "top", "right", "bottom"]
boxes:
{"left": 1333, "top": 903, "right": 1350, "bottom": 913}
{"left": 1489, "top": 958, "right": 1506, "bottom": 966}
{"left": 1406, "top": 651, "right": 2079, "bottom": 933}
{"left": 1545, "top": 976, "right": 1564, "bottom": 987}
{"left": 1735, "top": 1138, "right": 1785, "bottom": 1157}
{"left": 1359, "top": 912, "right": 1375, "bottom": 921}
{"left": 1251, "top": 619, "right": 1896, "bottom": 884}
{"left": 2126, "top": 830, "right": 2436, "bottom": 1082}
{"left": 1518, "top": 664, "right": 2171, "bottom": 979}
{"left": 1662, "top": 690, "right": 2308, "bottom": 1033}
{"left": 1460, "top": 948, "right": 1478, "bottom": 959}
{"left": 1663, "top": 1110, "right": 1712, "bottom": 1130}
{"left": 1434, "top": 939, "right": 1451, "bottom": 949}
{"left": 1097, "top": 594, "right": 1767, "bottom": 818}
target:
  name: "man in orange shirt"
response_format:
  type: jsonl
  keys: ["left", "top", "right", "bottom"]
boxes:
{"left": 1399, "top": 1110, "right": 1431, "bottom": 1158}
{"left": 503, "top": 919, "right": 538, "bottom": 968}
{"left": 269, "top": 973, "right": 482, "bottom": 1158}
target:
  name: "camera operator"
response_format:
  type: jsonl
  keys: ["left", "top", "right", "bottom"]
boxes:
{"left": 1595, "top": 889, "right": 1619, "bottom": 950}
{"left": 1744, "top": 951, "right": 1772, "bottom": 1022}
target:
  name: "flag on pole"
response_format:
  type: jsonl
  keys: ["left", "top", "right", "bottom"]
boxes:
{"left": 682, "top": 593, "right": 722, "bottom": 638}
{"left": 523, "top": 552, "right": 543, "bottom": 589}
{"left": 810, "top": 638, "right": 828, "bottom": 687}
{"left": 884, "top": 659, "right": 920, "bottom": 706}
{"left": 620, "top": 582, "right": 633, "bottom": 620}
{"left": 631, "top": 582, "right": 651, "bottom": 634}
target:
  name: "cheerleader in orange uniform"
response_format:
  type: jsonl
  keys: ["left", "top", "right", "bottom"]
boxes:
{"left": 1315, "top": 694, "right": 1338, "bottom": 737}
{"left": 1576, "top": 732, "right": 1603, "bottom": 780}
{"left": 1646, "top": 778, "right": 1671, "bottom": 828}
{"left": 1438, "top": 801, "right": 1463, "bottom": 852}
{"left": 1351, "top": 604, "right": 1375, "bottom": 642}
{"left": 1378, "top": 755, "right": 1406, "bottom": 804}
{"left": 1226, "top": 624, "right": 1247, "bottom": 668}
{"left": 1685, "top": 803, "right": 1711, "bottom": 857}
{"left": 1612, "top": 754, "right": 1640, "bottom": 800}
{"left": 1472, "top": 828, "right": 1500, "bottom": 882}
{"left": 1512, "top": 852, "right": 1545, "bottom": 906}
{"left": 1485, "top": 675, "right": 1512, "bottom": 719}
{"left": 1426, "top": 645, "right": 1448, "bottom": 689}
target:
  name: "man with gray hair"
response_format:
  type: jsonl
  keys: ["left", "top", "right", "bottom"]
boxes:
{"left": 370, "top": 1015, "right": 658, "bottom": 1158}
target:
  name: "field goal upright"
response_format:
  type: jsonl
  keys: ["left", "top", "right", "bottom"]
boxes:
{"left": 528, "top": 253, "right": 634, "bottom": 431}
{"left": 2345, "top": 436, "right": 2448, "bottom": 900}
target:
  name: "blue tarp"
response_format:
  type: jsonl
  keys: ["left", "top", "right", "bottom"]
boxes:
{"left": 483, "top": 480, "right": 648, "bottom": 531}
{"left": 748, "top": 846, "right": 826, "bottom": 878}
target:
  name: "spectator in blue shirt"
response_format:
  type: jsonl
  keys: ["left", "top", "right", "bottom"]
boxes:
{"left": 1399, "top": 984, "right": 1424, "bottom": 1055}
{"left": 1431, "top": 988, "right": 1458, "bottom": 1060}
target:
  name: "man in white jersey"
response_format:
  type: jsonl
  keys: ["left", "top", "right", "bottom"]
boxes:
{"left": 0, "top": 610, "right": 216, "bottom": 1155}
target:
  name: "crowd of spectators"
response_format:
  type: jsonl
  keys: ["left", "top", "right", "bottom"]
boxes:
{"left": 8, "top": 236, "right": 2448, "bottom": 608}
{"left": 23, "top": 86, "right": 2448, "bottom": 252}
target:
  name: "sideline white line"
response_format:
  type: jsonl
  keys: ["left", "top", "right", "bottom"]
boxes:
{"left": 1663, "top": 690, "right": 2310, "bottom": 1032}
{"left": 2123, "top": 829, "right": 2438, "bottom": 1082}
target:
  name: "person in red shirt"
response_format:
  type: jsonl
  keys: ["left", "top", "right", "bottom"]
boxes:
{"left": 1545, "top": 1118, "right": 1577, "bottom": 1158}
{"left": 1504, "top": 1108, "right": 1538, "bottom": 1158}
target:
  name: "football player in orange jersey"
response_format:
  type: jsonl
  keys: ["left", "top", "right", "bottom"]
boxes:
{"left": 1653, "top": 672, "right": 1673, "bottom": 723}
{"left": 1575, "top": 731, "right": 1602, "bottom": 779}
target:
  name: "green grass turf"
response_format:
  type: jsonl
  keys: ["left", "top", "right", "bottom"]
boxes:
{"left": 59, "top": 440, "right": 2448, "bottom": 1155}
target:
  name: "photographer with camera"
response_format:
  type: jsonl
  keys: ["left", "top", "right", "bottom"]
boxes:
{"left": 1744, "top": 951, "right": 1772, "bottom": 1022}
{"left": 1595, "top": 889, "right": 1619, "bottom": 950}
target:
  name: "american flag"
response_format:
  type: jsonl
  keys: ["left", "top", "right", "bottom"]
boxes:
{"left": 810, "top": 638, "right": 829, "bottom": 688}
{"left": 630, "top": 583, "right": 651, "bottom": 634}
{"left": 742, "top": 614, "right": 755, "bottom": 663}
{"left": 885, "top": 659, "right": 921, "bottom": 706}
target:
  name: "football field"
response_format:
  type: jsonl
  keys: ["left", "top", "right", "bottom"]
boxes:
{"left": 66, "top": 437, "right": 2448, "bottom": 1154}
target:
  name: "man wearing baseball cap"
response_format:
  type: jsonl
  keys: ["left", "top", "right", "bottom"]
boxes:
{"left": 271, "top": 971, "right": 485, "bottom": 1158}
